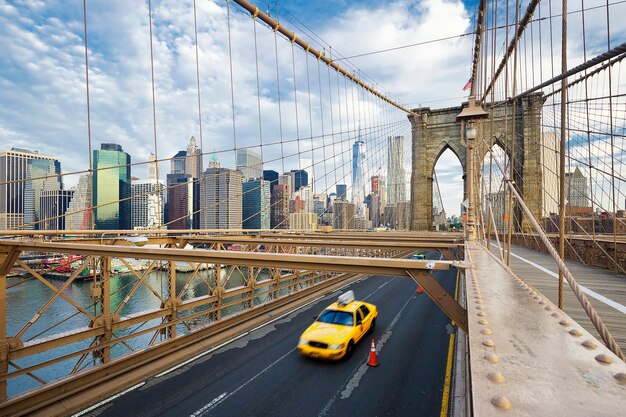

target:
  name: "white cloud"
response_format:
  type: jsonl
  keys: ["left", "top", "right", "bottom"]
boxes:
{"left": 0, "top": 0, "right": 475, "bottom": 216}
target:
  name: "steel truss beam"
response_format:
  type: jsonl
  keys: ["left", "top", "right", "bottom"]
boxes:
{"left": 0, "top": 237, "right": 467, "bottom": 415}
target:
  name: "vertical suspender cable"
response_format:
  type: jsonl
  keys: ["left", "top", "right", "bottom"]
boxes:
{"left": 226, "top": 0, "right": 238, "bottom": 167}
{"left": 558, "top": 0, "right": 568, "bottom": 309}
{"left": 605, "top": 0, "right": 618, "bottom": 271}
{"left": 147, "top": 0, "right": 162, "bottom": 229}
{"left": 507, "top": 0, "right": 520, "bottom": 265}
{"left": 82, "top": 0, "right": 94, "bottom": 231}
{"left": 193, "top": 0, "right": 204, "bottom": 174}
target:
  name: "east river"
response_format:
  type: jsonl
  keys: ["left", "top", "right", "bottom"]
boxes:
{"left": 5, "top": 266, "right": 264, "bottom": 398}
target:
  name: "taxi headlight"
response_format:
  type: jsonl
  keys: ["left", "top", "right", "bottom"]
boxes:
{"left": 328, "top": 343, "right": 344, "bottom": 350}
{"left": 299, "top": 339, "right": 308, "bottom": 345}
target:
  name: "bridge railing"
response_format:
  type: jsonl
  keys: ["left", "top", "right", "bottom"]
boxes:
{"left": 0, "top": 234, "right": 465, "bottom": 415}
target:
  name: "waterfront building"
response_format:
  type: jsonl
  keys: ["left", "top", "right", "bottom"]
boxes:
{"left": 40, "top": 189, "right": 74, "bottom": 230}
{"left": 0, "top": 148, "right": 62, "bottom": 229}
{"left": 93, "top": 143, "right": 131, "bottom": 230}
{"left": 64, "top": 175, "right": 91, "bottom": 230}
{"left": 200, "top": 167, "right": 242, "bottom": 229}
{"left": 242, "top": 179, "right": 270, "bottom": 229}
{"left": 131, "top": 179, "right": 165, "bottom": 229}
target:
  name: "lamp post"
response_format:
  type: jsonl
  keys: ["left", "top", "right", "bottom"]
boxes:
{"left": 457, "top": 96, "right": 488, "bottom": 242}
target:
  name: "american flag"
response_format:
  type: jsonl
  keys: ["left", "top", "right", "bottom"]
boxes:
{"left": 462, "top": 77, "right": 473, "bottom": 91}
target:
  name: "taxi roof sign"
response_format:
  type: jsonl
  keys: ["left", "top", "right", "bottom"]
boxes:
{"left": 337, "top": 290, "right": 355, "bottom": 306}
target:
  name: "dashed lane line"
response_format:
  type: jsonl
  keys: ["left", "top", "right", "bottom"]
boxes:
{"left": 189, "top": 278, "right": 394, "bottom": 417}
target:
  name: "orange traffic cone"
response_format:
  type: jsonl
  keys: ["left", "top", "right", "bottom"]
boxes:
{"left": 417, "top": 285, "right": 423, "bottom": 294}
{"left": 367, "top": 339, "right": 379, "bottom": 367}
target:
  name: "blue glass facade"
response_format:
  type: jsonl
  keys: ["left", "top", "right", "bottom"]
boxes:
{"left": 93, "top": 143, "right": 131, "bottom": 230}
{"left": 290, "top": 169, "right": 308, "bottom": 192}
{"left": 242, "top": 179, "right": 270, "bottom": 229}
{"left": 263, "top": 170, "right": 279, "bottom": 190}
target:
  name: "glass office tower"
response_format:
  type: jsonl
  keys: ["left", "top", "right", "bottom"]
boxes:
{"left": 93, "top": 143, "right": 131, "bottom": 230}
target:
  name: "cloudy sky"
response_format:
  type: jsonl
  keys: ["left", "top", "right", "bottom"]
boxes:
{"left": 0, "top": 0, "right": 530, "bottom": 217}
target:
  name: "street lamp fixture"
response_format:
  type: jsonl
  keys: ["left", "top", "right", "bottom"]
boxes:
{"left": 457, "top": 96, "right": 488, "bottom": 242}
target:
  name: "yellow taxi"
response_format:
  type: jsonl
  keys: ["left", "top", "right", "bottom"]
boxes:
{"left": 297, "top": 291, "right": 378, "bottom": 360}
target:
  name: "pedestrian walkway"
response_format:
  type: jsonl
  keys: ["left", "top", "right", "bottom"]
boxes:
{"left": 488, "top": 242, "right": 626, "bottom": 353}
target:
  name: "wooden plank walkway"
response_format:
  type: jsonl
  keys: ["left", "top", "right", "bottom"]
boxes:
{"left": 487, "top": 242, "right": 626, "bottom": 354}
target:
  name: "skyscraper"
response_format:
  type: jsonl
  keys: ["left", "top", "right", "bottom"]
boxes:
{"left": 200, "top": 167, "right": 242, "bottom": 229}
{"left": 65, "top": 175, "right": 91, "bottom": 230}
{"left": 541, "top": 131, "right": 559, "bottom": 216}
{"left": 242, "top": 179, "right": 270, "bottom": 229}
{"left": 333, "top": 200, "right": 356, "bottom": 230}
{"left": 290, "top": 169, "right": 308, "bottom": 192}
{"left": 294, "top": 185, "right": 314, "bottom": 213}
{"left": 0, "top": 148, "right": 62, "bottom": 230}
{"left": 40, "top": 189, "right": 74, "bottom": 230}
{"left": 371, "top": 176, "right": 380, "bottom": 194}
{"left": 336, "top": 184, "right": 347, "bottom": 200}
{"left": 148, "top": 153, "right": 158, "bottom": 181}
{"left": 278, "top": 174, "right": 294, "bottom": 197}
{"left": 352, "top": 141, "right": 366, "bottom": 210}
{"left": 566, "top": 167, "right": 590, "bottom": 208}
{"left": 186, "top": 136, "right": 203, "bottom": 179}
{"left": 263, "top": 170, "right": 279, "bottom": 190}
{"left": 387, "top": 136, "right": 406, "bottom": 205}
{"left": 236, "top": 149, "right": 263, "bottom": 180}
{"left": 166, "top": 173, "right": 199, "bottom": 230}
{"left": 171, "top": 150, "right": 187, "bottom": 175}
{"left": 131, "top": 179, "right": 164, "bottom": 229}
{"left": 93, "top": 143, "right": 131, "bottom": 230}
{"left": 289, "top": 212, "right": 318, "bottom": 230}
{"left": 271, "top": 183, "right": 290, "bottom": 229}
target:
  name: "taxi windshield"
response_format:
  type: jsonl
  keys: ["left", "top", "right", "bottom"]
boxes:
{"left": 317, "top": 309, "right": 354, "bottom": 326}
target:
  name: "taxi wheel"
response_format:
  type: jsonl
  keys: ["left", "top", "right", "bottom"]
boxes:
{"left": 343, "top": 341, "right": 354, "bottom": 360}
{"left": 367, "top": 318, "right": 376, "bottom": 334}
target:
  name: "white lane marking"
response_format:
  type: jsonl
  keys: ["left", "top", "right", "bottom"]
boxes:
{"left": 363, "top": 280, "right": 390, "bottom": 301}
{"left": 192, "top": 277, "right": 391, "bottom": 417}
{"left": 155, "top": 333, "right": 249, "bottom": 378}
{"left": 189, "top": 393, "right": 227, "bottom": 417}
{"left": 510, "top": 251, "right": 626, "bottom": 315}
{"left": 318, "top": 291, "right": 414, "bottom": 416}
{"left": 71, "top": 382, "right": 145, "bottom": 417}
{"left": 73, "top": 279, "right": 367, "bottom": 415}
{"left": 189, "top": 348, "right": 297, "bottom": 417}
{"left": 157, "top": 294, "right": 329, "bottom": 379}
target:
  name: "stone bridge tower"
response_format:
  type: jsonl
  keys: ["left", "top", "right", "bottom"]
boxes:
{"left": 409, "top": 93, "right": 546, "bottom": 232}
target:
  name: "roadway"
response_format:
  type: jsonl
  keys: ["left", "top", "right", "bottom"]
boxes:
{"left": 80, "top": 254, "right": 457, "bottom": 417}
